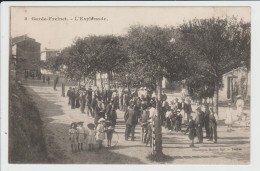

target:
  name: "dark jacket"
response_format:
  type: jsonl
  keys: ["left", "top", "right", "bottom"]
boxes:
{"left": 178, "top": 102, "right": 188, "bottom": 112}
{"left": 186, "top": 103, "right": 192, "bottom": 114}
{"left": 195, "top": 111, "right": 204, "bottom": 126}
{"left": 125, "top": 108, "right": 138, "bottom": 126}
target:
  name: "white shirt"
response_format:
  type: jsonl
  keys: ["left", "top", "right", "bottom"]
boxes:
{"left": 149, "top": 107, "right": 157, "bottom": 118}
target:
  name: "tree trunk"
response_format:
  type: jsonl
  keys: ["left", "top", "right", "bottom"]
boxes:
{"left": 94, "top": 73, "right": 97, "bottom": 86}
{"left": 154, "top": 76, "right": 163, "bottom": 156}
{"left": 214, "top": 80, "right": 219, "bottom": 115}
{"left": 100, "top": 73, "right": 104, "bottom": 91}
{"left": 107, "top": 71, "right": 111, "bottom": 90}
{"left": 244, "top": 67, "right": 249, "bottom": 101}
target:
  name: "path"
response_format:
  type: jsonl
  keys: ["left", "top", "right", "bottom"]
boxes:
{"left": 23, "top": 80, "right": 250, "bottom": 164}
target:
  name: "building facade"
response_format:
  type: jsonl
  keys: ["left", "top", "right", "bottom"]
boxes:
{"left": 219, "top": 66, "right": 250, "bottom": 102}
{"left": 40, "top": 48, "right": 61, "bottom": 75}
{"left": 11, "top": 35, "right": 41, "bottom": 80}
{"left": 40, "top": 48, "right": 60, "bottom": 61}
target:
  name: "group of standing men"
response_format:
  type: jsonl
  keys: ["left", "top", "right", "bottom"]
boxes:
{"left": 66, "top": 86, "right": 119, "bottom": 127}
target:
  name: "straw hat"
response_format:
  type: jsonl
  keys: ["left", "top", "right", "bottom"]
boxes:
{"left": 77, "top": 121, "right": 84, "bottom": 125}
{"left": 236, "top": 95, "right": 242, "bottom": 98}
{"left": 108, "top": 126, "right": 114, "bottom": 130}
{"left": 148, "top": 119, "right": 153, "bottom": 123}
{"left": 196, "top": 107, "right": 201, "bottom": 111}
{"left": 98, "top": 118, "right": 105, "bottom": 123}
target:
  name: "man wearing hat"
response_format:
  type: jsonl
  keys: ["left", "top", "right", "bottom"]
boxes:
{"left": 67, "top": 87, "right": 72, "bottom": 106}
{"left": 86, "top": 87, "right": 93, "bottom": 116}
{"left": 179, "top": 98, "right": 188, "bottom": 124}
{"left": 124, "top": 104, "right": 138, "bottom": 141}
{"left": 175, "top": 109, "right": 183, "bottom": 132}
{"left": 80, "top": 91, "right": 86, "bottom": 113}
{"left": 186, "top": 99, "right": 193, "bottom": 123}
{"left": 209, "top": 108, "right": 218, "bottom": 143}
{"left": 195, "top": 107, "right": 204, "bottom": 143}
{"left": 70, "top": 88, "right": 76, "bottom": 109}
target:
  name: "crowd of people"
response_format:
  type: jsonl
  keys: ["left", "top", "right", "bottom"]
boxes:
{"left": 63, "top": 82, "right": 247, "bottom": 151}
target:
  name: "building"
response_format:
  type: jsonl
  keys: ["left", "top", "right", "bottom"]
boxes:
{"left": 40, "top": 48, "right": 61, "bottom": 75}
{"left": 40, "top": 48, "right": 60, "bottom": 61}
{"left": 11, "top": 35, "right": 41, "bottom": 80}
{"left": 219, "top": 66, "right": 250, "bottom": 102}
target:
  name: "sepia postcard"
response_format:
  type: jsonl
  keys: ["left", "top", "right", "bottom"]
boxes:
{"left": 1, "top": 2, "right": 260, "bottom": 171}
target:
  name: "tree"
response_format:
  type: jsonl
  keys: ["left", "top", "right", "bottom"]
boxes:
{"left": 126, "top": 25, "right": 188, "bottom": 157}
{"left": 86, "top": 35, "right": 128, "bottom": 90}
{"left": 179, "top": 17, "right": 250, "bottom": 114}
{"left": 60, "top": 38, "right": 94, "bottom": 84}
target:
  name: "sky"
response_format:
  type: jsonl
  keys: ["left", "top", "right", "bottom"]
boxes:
{"left": 10, "top": 6, "right": 251, "bottom": 50}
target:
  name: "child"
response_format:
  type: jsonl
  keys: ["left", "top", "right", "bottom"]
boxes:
{"left": 146, "top": 119, "right": 153, "bottom": 147}
{"left": 96, "top": 118, "right": 106, "bottom": 149}
{"left": 76, "top": 122, "right": 85, "bottom": 151}
{"left": 185, "top": 116, "right": 196, "bottom": 147}
{"left": 69, "top": 122, "right": 77, "bottom": 152}
{"left": 106, "top": 126, "right": 114, "bottom": 147}
{"left": 86, "top": 123, "right": 96, "bottom": 151}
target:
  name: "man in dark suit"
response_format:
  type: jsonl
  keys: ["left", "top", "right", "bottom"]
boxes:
{"left": 195, "top": 107, "right": 204, "bottom": 143}
{"left": 67, "top": 87, "right": 72, "bottom": 105}
{"left": 70, "top": 88, "right": 76, "bottom": 109}
{"left": 209, "top": 107, "right": 218, "bottom": 143}
{"left": 179, "top": 98, "right": 188, "bottom": 124}
{"left": 86, "top": 87, "right": 93, "bottom": 117}
{"left": 80, "top": 92, "right": 86, "bottom": 113}
{"left": 186, "top": 99, "right": 193, "bottom": 123}
{"left": 124, "top": 104, "right": 138, "bottom": 141}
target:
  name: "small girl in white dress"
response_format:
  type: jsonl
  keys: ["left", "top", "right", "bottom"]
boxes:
{"left": 96, "top": 118, "right": 106, "bottom": 149}
{"left": 86, "top": 124, "right": 96, "bottom": 151}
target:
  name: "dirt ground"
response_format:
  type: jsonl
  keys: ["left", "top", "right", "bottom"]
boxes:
{"left": 22, "top": 80, "right": 250, "bottom": 164}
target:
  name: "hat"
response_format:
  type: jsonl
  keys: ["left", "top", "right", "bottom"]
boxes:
{"left": 77, "top": 121, "right": 84, "bottom": 125}
{"left": 98, "top": 118, "right": 105, "bottom": 123}
{"left": 108, "top": 126, "right": 114, "bottom": 130}
{"left": 236, "top": 95, "right": 242, "bottom": 98}
{"left": 177, "top": 109, "right": 181, "bottom": 112}
{"left": 196, "top": 107, "right": 201, "bottom": 111}
{"left": 87, "top": 123, "right": 95, "bottom": 130}
{"left": 148, "top": 119, "right": 153, "bottom": 123}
